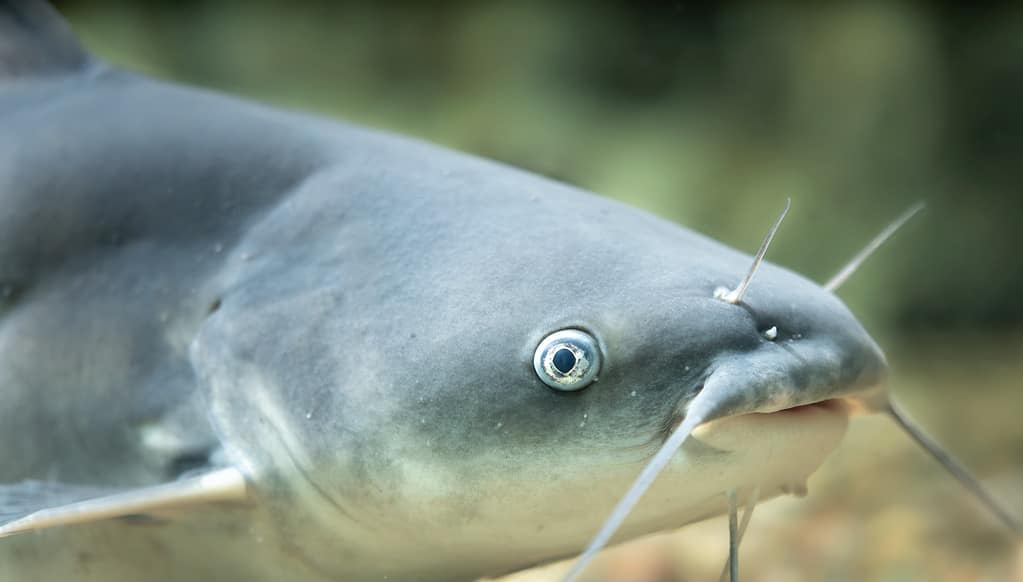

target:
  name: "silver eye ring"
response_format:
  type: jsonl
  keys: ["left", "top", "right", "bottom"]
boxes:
{"left": 533, "top": 329, "right": 601, "bottom": 391}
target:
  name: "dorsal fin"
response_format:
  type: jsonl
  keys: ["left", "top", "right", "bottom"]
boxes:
{"left": 0, "top": 0, "right": 90, "bottom": 82}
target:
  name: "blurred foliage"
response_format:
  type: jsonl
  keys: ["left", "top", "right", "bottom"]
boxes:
{"left": 56, "top": 0, "right": 1023, "bottom": 335}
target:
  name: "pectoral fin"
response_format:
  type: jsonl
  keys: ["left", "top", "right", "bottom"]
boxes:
{"left": 0, "top": 467, "right": 247, "bottom": 538}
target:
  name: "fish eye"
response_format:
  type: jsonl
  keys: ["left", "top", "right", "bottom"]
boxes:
{"left": 533, "top": 329, "right": 601, "bottom": 391}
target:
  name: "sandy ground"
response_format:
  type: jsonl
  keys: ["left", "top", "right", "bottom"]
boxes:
{"left": 489, "top": 333, "right": 1023, "bottom": 581}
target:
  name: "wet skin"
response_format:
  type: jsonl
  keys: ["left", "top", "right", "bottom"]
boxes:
{"left": 0, "top": 4, "right": 887, "bottom": 581}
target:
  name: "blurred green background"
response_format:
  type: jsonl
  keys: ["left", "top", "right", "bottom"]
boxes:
{"left": 53, "top": 1, "right": 1022, "bottom": 580}
{"left": 57, "top": 0, "right": 1023, "bottom": 337}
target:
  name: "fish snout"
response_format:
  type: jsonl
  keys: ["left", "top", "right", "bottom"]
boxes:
{"left": 690, "top": 307, "right": 889, "bottom": 425}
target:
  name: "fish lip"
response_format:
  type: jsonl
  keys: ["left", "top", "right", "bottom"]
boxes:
{"left": 656, "top": 397, "right": 851, "bottom": 446}
{"left": 762, "top": 397, "right": 850, "bottom": 417}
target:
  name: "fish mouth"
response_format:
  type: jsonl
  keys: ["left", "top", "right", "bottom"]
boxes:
{"left": 651, "top": 334, "right": 887, "bottom": 448}
{"left": 765, "top": 397, "right": 849, "bottom": 416}
{"left": 659, "top": 397, "right": 851, "bottom": 446}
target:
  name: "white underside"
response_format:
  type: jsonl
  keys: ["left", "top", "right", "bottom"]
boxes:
{"left": 0, "top": 403, "right": 849, "bottom": 582}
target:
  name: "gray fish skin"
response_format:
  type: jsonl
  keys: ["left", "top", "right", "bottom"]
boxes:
{"left": 0, "top": 5, "right": 887, "bottom": 582}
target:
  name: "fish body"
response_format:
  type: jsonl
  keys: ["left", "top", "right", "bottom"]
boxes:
{"left": 0, "top": 2, "right": 891, "bottom": 580}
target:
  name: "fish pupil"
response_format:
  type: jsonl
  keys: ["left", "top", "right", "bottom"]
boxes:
{"left": 552, "top": 348, "right": 577, "bottom": 374}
